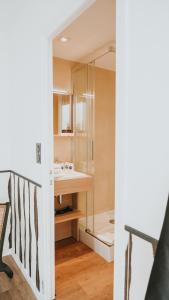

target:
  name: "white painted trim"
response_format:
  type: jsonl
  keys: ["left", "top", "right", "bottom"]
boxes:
{"left": 49, "top": 0, "right": 96, "bottom": 39}
{"left": 11, "top": 251, "right": 46, "bottom": 300}
{"left": 114, "top": 1, "right": 129, "bottom": 299}
{"left": 42, "top": 1, "right": 96, "bottom": 299}
{"left": 3, "top": 249, "right": 11, "bottom": 257}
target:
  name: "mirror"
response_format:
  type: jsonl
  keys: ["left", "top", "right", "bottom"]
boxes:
{"left": 53, "top": 93, "right": 73, "bottom": 135}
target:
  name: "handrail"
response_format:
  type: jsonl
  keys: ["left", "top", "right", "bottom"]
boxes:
{"left": 125, "top": 225, "right": 158, "bottom": 246}
{"left": 0, "top": 169, "right": 41, "bottom": 291}
{"left": 124, "top": 225, "right": 158, "bottom": 300}
{"left": 0, "top": 170, "right": 42, "bottom": 188}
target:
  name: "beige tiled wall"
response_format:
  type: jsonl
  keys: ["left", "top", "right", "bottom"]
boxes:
{"left": 94, "top": 67, "right": 115, "bottom": 213}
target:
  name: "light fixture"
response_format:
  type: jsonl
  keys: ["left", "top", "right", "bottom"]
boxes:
{"left": 82, "top": 93, "right": 95, "bottom": 99}
{"left": 59, "top": 36, "right": 69, "bottom": 43}
{"left": 53, "top": 88, "right": 69, "bottom": 95}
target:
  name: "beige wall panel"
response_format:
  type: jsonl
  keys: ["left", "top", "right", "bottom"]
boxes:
{"left": 53, "top": 57, "right": 75, "bottom": 93}
{"left": 55, "top": 222, "right": 72, "bottom": 241}
{"left": 54, "top": 136, "right": 72, "bottom": 163}
{"left": 53, "top": 94, "right": 58, "bottom": 135}
{"left": 94, "top": 67, "right": 115, "bottom": 214}
{"left": 53, "top": 57, "right": 75, "bottom": 163}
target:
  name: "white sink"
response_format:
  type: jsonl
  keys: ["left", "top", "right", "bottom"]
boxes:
{"left": 54, "top": 170, "right": 88, "bottom": 180}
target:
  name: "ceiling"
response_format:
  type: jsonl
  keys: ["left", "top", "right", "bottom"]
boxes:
{"left": 53, "top": 0, "right": 115, "bottom": 71}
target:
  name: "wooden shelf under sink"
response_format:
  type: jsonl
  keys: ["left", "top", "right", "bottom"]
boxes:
{"left": 54, "top": 175, "right": 93, "bottom": 196}
{"left": 55, "top": 210, "right": 83, "bottom": 224}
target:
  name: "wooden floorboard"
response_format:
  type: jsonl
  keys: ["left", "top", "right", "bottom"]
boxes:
{"left": 0, "top": 256, "right": 36, "bottom": 300}
{"left": 55, "top": 238, "right": 114, "bottom": 300}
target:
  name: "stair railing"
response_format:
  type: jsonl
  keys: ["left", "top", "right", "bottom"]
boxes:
{"left": 124, "top": 225, "right": 158, "bottom": 300}
{"left": 0, "top": 170, "right": 42, "bottom": 292}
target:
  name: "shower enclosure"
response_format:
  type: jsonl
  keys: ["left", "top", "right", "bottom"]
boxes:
{"left": 72, "top": 50, "right": 115, "bottom": 247}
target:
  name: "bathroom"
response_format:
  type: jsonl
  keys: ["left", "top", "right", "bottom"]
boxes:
{"left": 53, "top": 0, "right": 115, "bottom": 298}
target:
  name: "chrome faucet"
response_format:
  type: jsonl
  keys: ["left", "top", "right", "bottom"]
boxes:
{"left": 58, "top": 195, "right": 62, "bottom": 205}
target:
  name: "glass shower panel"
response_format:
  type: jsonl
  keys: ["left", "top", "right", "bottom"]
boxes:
{"left": 72, "top": 65, "right": 88, "bottom": 172}
{"left": 72, "top": 63, "right": 95, "bottom": 234}
{"left": 92, "top": 51, "right": 115, "bottom": 246}
{"left": 72, "top": 52, "right": 115, "bottom": 247}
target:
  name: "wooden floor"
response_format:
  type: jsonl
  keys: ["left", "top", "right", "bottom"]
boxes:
{"left": 0, "top": 256, "right": 36, "bottom": 300}
{"left": 55, "top": 238, "right": 114, "bottom": 300}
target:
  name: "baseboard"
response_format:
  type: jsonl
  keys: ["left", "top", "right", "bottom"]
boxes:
{"left": 11, "top": 252, "right": 46, "bottom": 300}
{"left": 3, "top": 249, "right": 11, "bottom": 257}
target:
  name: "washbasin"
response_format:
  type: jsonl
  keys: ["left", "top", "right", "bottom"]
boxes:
{"left": 54, "top": 164, "right": 93, "bottom": 195}
{"left": 54, "top": 170, "right": 88, "bottom": 180}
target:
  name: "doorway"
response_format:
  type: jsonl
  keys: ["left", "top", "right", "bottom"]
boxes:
{"left": 52, "top": 0, "right": 115, "bottom": 298}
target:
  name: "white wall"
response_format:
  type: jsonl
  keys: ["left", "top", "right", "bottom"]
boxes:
{"left": 4, "top": 1, "right": 169, "bottom": 299}
{"left": 8, "top": 0, "right": 93, "bottom": 181}
{"left": 0, "top": 2, "right": 13, "bottom": 258}
{"left": 0, "top": 1, "right": 95, "bottom": 299}
{"left": 0, "top": 3, "right": 11, "bottom": 170}
{"left": 0, "top": 25, "right": 10, "bottom": 225}
{"left": 115, "top": 1, "right": 169, "bottom": 299}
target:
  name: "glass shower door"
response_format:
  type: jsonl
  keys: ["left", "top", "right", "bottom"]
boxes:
{"left": 72, "top": 57, "right": 115, "bottom": 247}
{"left": 72, "top": 63, "right": 95, "bottom": 234}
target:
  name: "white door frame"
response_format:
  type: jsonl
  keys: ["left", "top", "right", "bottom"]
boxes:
{"left": 43, "top": 1, "right": 96, "bottom": 298}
